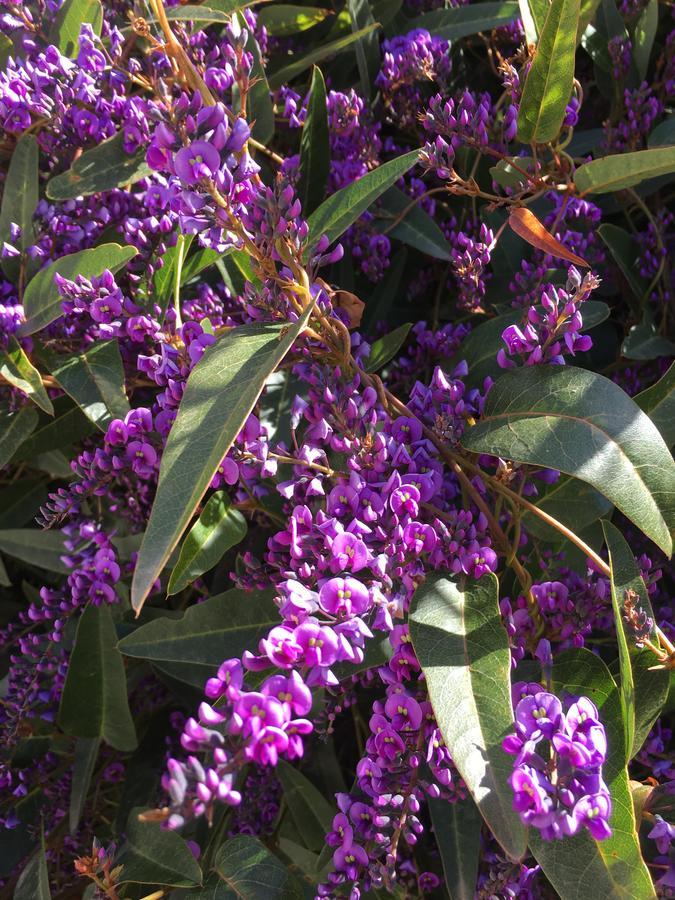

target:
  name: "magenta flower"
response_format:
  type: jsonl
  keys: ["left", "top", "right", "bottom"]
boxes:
{"left": 330, "top": 531, "right": 369, "bottom": 572}
{"left": 174, "top": 140, "right": 221, "bottom": 184}
{"left": 319, "top": 576, "right": 371, "bottom": 617}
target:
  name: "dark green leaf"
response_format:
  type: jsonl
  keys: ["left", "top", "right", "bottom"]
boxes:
{"left": 409, "top": 573, "right": 528, "bottom": 859}
{"left": 14, "top": 841, "right": 51, "bottom": 900}
{"left": 50, "top": 0, "right": 102, "bottom": 56}
{"left": 304, "top": 150, "right": 419, "bottom": 258}
{"left": 59, "top": 604, "right": 137, "bottom": 751}
{"left": 0, "top": 337, "right": 52, "bottom": 415}
{"left": 69, "top": 738, "right": 99, "bottom": 834}
{"left": 298, "top": 67, "right": 330, "bottom": 215}
{"left": 243, "top": 25, "right": 275, "bottom": 144}
{"left": 349, "top": 0, "right": 379, "bottom": 99}
{"left": 364, "top": 322, "right": 412, "bottom": 372}
{"left": 408, "top": 2, "right": 520, "bottom": 40}
{"left": 632, "top": 0, "right": 657, "bottom": 81}
{"left": 116, "top": 809, "right": 202, "bottom": 887}
{"left": 597, "top": 223, "right": 649, "bottom": 305}
{"left": 522, "top": 476, "right": 613, "bottom": 542}
{"left": 131, "top": 305, "right": 314, "bottom": 612}
{"left": 168, "top": 492, "right": 247, "bottom": 594}
{"left": 575, "top": 147, "right": 675, "bottom": 194}
{"left": 154, "top": 234, "right": 195, "bottom": 312}
{"left": 14, "top": 397, "right": 96, "bottom": 460}
{"left": 19, "top": 243, "right": 138, "bottom": 336}
{"left": 517, "top": 0, "right": 580, "bottom": 143}
{"left": 622, "top": 315, "right": 675, "bottom": 361}
{"left": 460, "top": 365, "right": 675, "bottom": 555}
{"left": 648, "top": 115, "right": 675, "bottom": 148}
{"left": 46, "top": 132, "right": 152, "bottom": 201}
{"left": 530, "top": 648, "right": 655, "bottom": 899}
{"left": 634, "top": 361, "right": 675, "bottom": 446}
{"left": 0, "top": 33, "right": 12, "bottom": 68}
{"left": 376, "top": 187, "right": 452, "bottom": 261}
{"left": 0, "top": 478, "right": 48, "bottom": 528}
{"left": 0, "top": 133, "right": 38, "bottom": 281}
{"left": 429, "top": 796, "right": 481, "bottom": 900}
{"left": 268, "top": 24, "right": 380, "bottom": 89}
{"left": 213, "top": 835, "right": 304, "bottom": 899}
{"left": 276, "top": 760, "right": 334, "bottom": 854}
{"left": 490, "top": 156, "right": 534, "bottom": 189}
{"left": 0, "top": 406, "right": 38, "bottom": 469}
{"left": 257, "top": 5, "right": 331, "bottom": 35}
{"left": 0, "top": 529, "right": 69, "bottom": 573}
{"left": 41, "top": 340, "right": 129, "bottom": 430}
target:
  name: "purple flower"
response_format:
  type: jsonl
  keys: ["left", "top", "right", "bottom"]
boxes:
{"left": 174, "top": 140, "right": 221, "bottom": 184}
{"left": 572, "top": 793, "right": 612, "bottom": 840}
{"left": 319, "top": 577, "right": 371, "bottom": 617}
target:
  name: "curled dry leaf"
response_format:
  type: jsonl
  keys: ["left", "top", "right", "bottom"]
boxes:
{"left": 508, "top": 207, "right": 590, "bottom": 268}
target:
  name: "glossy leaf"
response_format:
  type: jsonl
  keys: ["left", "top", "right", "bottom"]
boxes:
{"left": 14, "top": 841, "right": 51, "bottom": 900}
{"left": 297, "top": 66, "right": 330, "bottom": 215}
{"left": 634, "top": 361, "right": 675, "bottom": 446}
{"left": 168, "top": 492, "right": 247, "bottom": 594}
{"left": 46, "top": 132, "right": 152, "bottom": 201}
{"left": 42, "top": 340, "right": 129, "bottom": 430}
{"left": 268, "top": 24, "right": 379, "bottom": 89}
{"left": 0, "top": 133, "right": 38, "bottom": 281}
{"left": 0, "top": 529, "right": 69, "bottom": 573}
{"left": 508, "top": 208, "right": 589, "bottom": 268}
{"left": 276, "top": 760, "right": 335, "bottom": 853}
{"left": 0, "top": 337, "right": 53, "bottom": 415}
{"left": 59, "top": 604, "right": 138, "bottom": 752}
{"left": 0, "top": 406, "right": 37, "bottom": 469}
{"left": 409, "top": 573, "right": 528, "bottom": 859}
{"left": 517, "top": 0, "right": 580, "bottom": 143}
{"left": 257, "top": 5, "right": 331, "bottom": 35}
{"left": 50, "top": 0, "right": 102, "bottom": 56}
{"left": 364, "top": 322, "right": 412, "bottom": 372}
{"left": 460, "top": 365, "right": 675, "bottom": 556}
{"left": 575, "top": 146, "right": 675, "bottom": 194}
{"left": 597, "top": 223, "right": 649, "bottom": 304}
{"left": 377, "top": 187, "right": 453, "bottom": 261}
{"left": 116, "top": 810, "right": 202, "bottom": 887}
{"left": 304, "top": 150, "right": 419, "bottom": 258}
{"left": 19, "top": 243, "right": 138, "bottom": 336}
{"left": 530, "top": 648, "right": 656, "bottom": 899}
{"left": 131, "top": 305, "right": 314, "bottom": 613}
{"left": 69, "top": 738, "right": 99, "bottom": 834}
{"left": 408, "top": 2, "right": 520, "bottom": 40}
{"left": 213, "top": 835, "right": 304, "bottom": 899}
{"left": 429, "top": 796, "right": 481, "bottom": 900}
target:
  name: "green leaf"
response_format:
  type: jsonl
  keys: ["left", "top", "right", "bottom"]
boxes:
{"left": 168, "top": 492, "right": 247, "bottom": 594}
{"left": 0, "top": 477, "right": 48, "bottom": 528}
{"left": 50, "top": 0, "right": 102, "bottom": 57}
{"left": 597, "top": 223, "right": 649, "bottom": 305}
{"left": 213, "top": 835, "right": 304, "bottom": 899}
{"left": 14, "top": 396, "right": 96, "bottom": 460}
{"left": 348, "top": 0, "right": 379, "bottom": 99}
{"left": 429, "top": 796, "right": 481, "bottom": 900}
{"left": 131, "top": 305, "right": 314, "bottom": 613}
{"left": 364, "top": 322, "right": 412, "bottom": 372}
{"left": 119, "top": 588, "right": 278, "bottom": 688}
{"left": 0, "top": 529, "right": 69, "bottom": 573}
{"left": 634, "top": 361, "right": 675, "bottom": 446}
{"left": 622, "top": 315, "right": 675, "bottom": 361}
{"left": 41, "top": 340, "right": 129, "bottom": 430}
{"left": 19, "top": 243, "right": 138, "bottom": 336}
{"left": 257, "top": 5, "right": 331, "bottom": 35}
{"left": 602, "top": 520, "right": 669, "bottom": 759}
{"left": 376, "top": 187, "right": 452, "bottom": 261}
{"left": 276, "top": 760, "right": 335, "bottom": 854}
{"left": 460, "top": 365, "right": 675, "bottom": 556}
{"left": 46, "top": 132, "right": 152, "bottom": 201}
{"left": 267, "top": 24, "right": 380, "bottom": 89}
{"left": 632, "top": 0, "right": 657, "bottom": 81}
{"left": 298, "top": 67, "right": 330, "bottom": 215}
{"left": 648, "top": 115, "right": 675, "bottom": 148}
{"left": 304, "top": 150, "right": 419, "bottom": 258}
{"left": 69, "top": 738, "right": 99, "bottom": 835}
{"left": 522, "top": 475, "right": 613, "bottom": 542}
{"left": 409, "top": 573, "right": 528, "bottom": 859}
{"left": 0, "top": 133, "right": 38, "bottom": 281}
{"left": 407, "top": 2, "right": 520, "bottom": 40}
{"left": 0, "top": 406, "right": 37, "bottom": 469}
{"left": 59, "top": 604, "right": 137, "bottom": 752}
{"left": 116, "top": 809, "right": 202, "bottom": 887}
{"left": 530, "top": 648, "right": 656, "bottom": 900}
{"left": 243, "top": 25, "right": 275, "bottom": 144}
{"left": 0, "top": 337, "right": 53, "bottom": 415}
{"left": 575, "top": 146, "right": 675, "bottom": 194}
{"left": 164, "top": 4, "right": 231, "bottom": 22}
{"left": 14, "top": 841, "right": 51, "bottom": 900}
{"left": 517, "top": 0, "right": 580, "bottom": 143}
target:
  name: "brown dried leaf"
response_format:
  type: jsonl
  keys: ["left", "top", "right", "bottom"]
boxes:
{"left": 508, "top": 207, "right": 590, "bottom": 268}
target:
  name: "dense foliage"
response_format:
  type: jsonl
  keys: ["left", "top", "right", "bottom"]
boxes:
{"left": 0, "top": 0, "right": 674, "bottom": 897}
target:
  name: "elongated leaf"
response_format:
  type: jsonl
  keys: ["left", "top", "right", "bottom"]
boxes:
{"left": 268, "top": 24, "right": 379, "bottom": 89}
{"left": 14, "top": 841, "right": 51, "bottom": 900}
{"left": 41, "top": 341, "right": 129, "bottom": 430}
{"left": 50, "top": 0, "right": 102, "bottom": 56}
{"left": 429, "top": 796, "right": 481, "bottom": 900}
{"left": 633, "top": 0, "right": 657, "bottom": 81}
{"left": 304, "top": 150, "right": 419, "bottom": 257}
{"left": 517, "top": 0, "right": 580, "bottom": 143}
{"left": 168, "top": 492, "right": 247, "bottom": 594}
{"left": 408, "top": 2, "right": 520, "bottom": 40}
{"left": 530, "top": 648, "right": 656, "bottom": 899}
{"left": 377, "top": 187, "right": 452, "bottom": 261}
{"left": 298, "top": 66, "right": 330, "bottom": 215}
{"left": 0, "top": 133, "right": 38, "bottom": 281}
{"left": 523, "top": 475, "right": 613, "bottom": 542}
{"left": 0, "top": 529, "right": 68, "bottom": 573}
{"left": 365, "top": 322, "right": 412, "bottom": 372}
{"left": 213, "top": 835, "right": 304, "bottom": 899}
{"left": 0, "top": 477, "right": 48, "bottom": 528}
{"left": 244, "top": 26, "right": 274, "bottom": 144}
{"left": 19, "top": 243, "right": 138, "bottom": 336}
{"left": 276, "top": 761, "right": 335, "bottom": 854}
{"left": 258, "top": 5, "right": 331, "bottom": 35}
{"left": 508, "top": 208, "right": 589, "bottom": 268}
{"left": 46, "top": 132, "right": 151, "bottom": 201}
{"left": 116, "top": 809, "right": 202, "bottom": 887}
{"left": 349, "top": 0, "right": 379, "bottom": 99}
{"left": 0, "top": 337, "right": 52, "bottom": 415}
{"left": 131, "top": 306, "right": 313, "bottom": 613}
{"left": 575, "top": 146, "right": 675, "bottom": 194}
{"left": 165, "top": 4, "right": 230, "bottom": 22}
{"left": 14, "top": 397, "right": 96, "bottom": 460}
{"left": 648, "top": 115, "right": 675, "bottom": 148}
{"left": 59, "top": 604, "right": 137, "bottom": 752}
{"left": 409, "top": 573, "right": 527, "bottom": 859}
{"left": 0, "top": 406, "right": 38, "bottom": 469}
{"left": 519, "top": 0, "right": 548, "bottom": 41}
{"left": 69, "top": 738, "right": 99, "bottom": 834}
{"left": 622, "top": 315, "right": 675, "bottom": 361}
{"left": 460, "top": 365, "right": 675, "bottom": 555}
{"left": 598, "top": 223, "right": 649, "bottom": 304}
{"left": 602, "top": 520, "right": 669, "bottom": 759}
{"left": 634, "top": 361, "right": 675, "bottom": 446}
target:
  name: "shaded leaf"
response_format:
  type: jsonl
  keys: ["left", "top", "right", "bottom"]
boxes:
{"left": 19, "top": 243, "right": 138, "bottom": 336}
{"left": 598, "top": 223, "right": 649, "bottom": 305}
{"left": 648, "top": 115, "right": 675, "bottom": 148}
{"left": 268, "top": 24, "right": 379, "bottom": 89}
{"left": 376, "top": 187, "right": 452, "bottom": 261}
{"left": 244, "top": 26, "right": 274, "bottom": 144}
{"left": 0, "top": 133, "right": 38, "bottom": 281}
{"left": 0, "top": 337, "right": 52, "bottom": 415}
{"left": 0, "top": 477, "right": 49, "bottom": 529}
{"left": 490, "top": 156, "right": 534, "bottom": 189}
{"left": 522, "top": 475, "right": 613, "bottom": 542}
{"left": 69, "top": 738, "right": 99, "bottom": 835}
{"left": 460, "top": 365, "right": 675, "bottom": 555}
{"left": 168, "top": 492, "right": 247, "bottom": 594}
{"left": 14, "top": 841, "right": 51, "bottom": 900}
{"left": 632, "top": 0, "right": 657, "bottom": 81}
{"left": 349, "top": 0, "right": 379, "bottom": 99}
{"left": 258, "top": 5, "right": 331, "bottom": 34}
{"left": 622, "top": 315, "right": 675, "bottom": 361}
{"left": 116, "top": 809, "right": 202, "bottom": 887}
{"left": 0, "top": 406, "right": 38, "bottom": 469}
{"left": 0, "top": 529, "right": 69, "bottom": 573}
{"left": 408, "top": 2, "right": 520, "bottom": 40}
{"left": 46, "top": 132, "right": 151, "bottom": 201}
{"left": 59, "top": 604, "right": 137, "bottom": 752}
{"left": 575, "top": 147, "right": 675, "bottom": 194}
{"left": 409, "top": 573, "right": 528, "bottom": 859}
{"left": 364, "top": 322, "right": 412, "bottom": 372}
{"left": 298, "top": 67, "right": 330, "bottom": 216}
{"left": 276, "top": 761, "right": 335, "bottom": 853}
{"left": 429, "top": 795, "right": 481, "bottom": 900}
{"left": 213, "top": 835, "right": 304, "bottom": 899}
{"left": 49, "top": 0, "right": 102, "bottom": 56}
{"left": 508, "top": 208, "right": 589, "bottom": 268}
{"left": 14, "top": 396, "right": 96, "bottom": 460}
{"left": 634, "top": 361, "right": 675, "bottom": 446}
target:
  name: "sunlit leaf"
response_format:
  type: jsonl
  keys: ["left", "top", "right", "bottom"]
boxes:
{"left": 46, "top": 132, "right": 151, "bottom": 201}
{"left": 0, "top": 133, "right": 38, "bottom": 281}
{"left": 508, "top": 207, "right": 589, "bottom": 268}
{"left": 575, "top": 147, "right": 675, "bottom": 194}
{"left": 364, "top": 322, "right": 412, "bottom": 372}
{"left": 49, "top": 0, "right": 102, "bottom": 56}
{"left": 0, "top": 337, "right": 53, "bottom": 414}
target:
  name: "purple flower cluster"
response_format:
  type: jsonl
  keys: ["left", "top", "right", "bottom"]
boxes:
{"left": 377, "top": 29, "right": 450, "bottom": 128}
{"left": 420, "top": 91, "right": 491, "bottom": 179}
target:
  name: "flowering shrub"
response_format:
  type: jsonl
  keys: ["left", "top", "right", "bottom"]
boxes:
{"left": 0, "top": 0, "right": 673, "bottom": 898}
